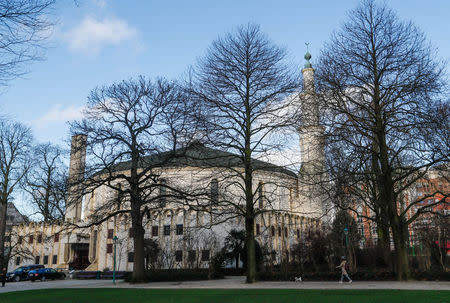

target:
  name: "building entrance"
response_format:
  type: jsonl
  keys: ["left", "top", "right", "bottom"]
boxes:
{"left": 69, "top": 243, "right": 90, "bottom": 270}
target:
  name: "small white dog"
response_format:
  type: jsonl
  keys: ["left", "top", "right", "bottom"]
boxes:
{"left": 294, "top": 276, "right": 302, "bottom": 282}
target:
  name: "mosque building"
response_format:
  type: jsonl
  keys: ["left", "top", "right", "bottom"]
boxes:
{"left": 8, "top": 53, "right": 326, "bottom": 272}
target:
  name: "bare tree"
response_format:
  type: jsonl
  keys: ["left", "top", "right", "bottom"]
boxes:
{"left": 23, "top": 143, "right": 67, "bottom": 222}
{"left": 415, "top": 210, "right": 449, "bottom": 271}
{"left": 4, "top": 228, "right": 34, "bottom": 270}
{"left": 70, "top": 76, "right": 197, "bottom": 282}
{"left": 188, "top": 24, "right": 300, "bottom": 283}
{"left": 0, "top": 0, "right": 56, "bottom": 87}
{"left": 316, "top": 0, "right": 448, "bottom": 280}
{"left": 0, "top": 120, "right": 33, "bottom": 268}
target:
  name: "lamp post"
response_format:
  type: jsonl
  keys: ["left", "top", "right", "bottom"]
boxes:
{"left": 343, "top": 227, "right": 349, "bottom": 250}
{"left": 113, "top": 235, "right": 118, "bottom": 285}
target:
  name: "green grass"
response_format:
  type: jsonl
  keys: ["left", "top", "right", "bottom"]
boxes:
{"left": 0, "top": 289, "right": 448, "bottom": 303}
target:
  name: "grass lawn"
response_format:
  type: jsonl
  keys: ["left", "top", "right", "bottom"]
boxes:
{"left": 0, "top": 289, "right": 448, "bottom": 303}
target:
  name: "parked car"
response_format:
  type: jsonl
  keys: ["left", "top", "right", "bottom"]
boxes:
{"left": 6, "top": 265, "right": 45, "bottom": 282}
{"left": 28, "top": 268, "right": 66, "bottom": 281}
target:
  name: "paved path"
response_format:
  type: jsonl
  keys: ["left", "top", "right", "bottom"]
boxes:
{"left": 1, "top": 276, "right": 449, "bottom": 293}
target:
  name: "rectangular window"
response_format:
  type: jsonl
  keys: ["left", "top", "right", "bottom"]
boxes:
{"left": 37, "top": 234, "right": 42, "bottom": 243}
{"left": 278, "top": 226, "right": 281, "bottom": 237}
{"left": 271, "top": 226, "right": 275, "bottom": 237}
{"left": 256, "top": 224, "right": 260, "bottom": 236}
{"left": 188, "top": 250, "right": 196, "bottom": 262}
{"left": 284, "top": 227, "right": 288, "bottom": 237}
{"left": 52, "top": 255, "right": 58, "bottom": 264}
{"left": 201, "top": 250, "right": 210, "bottom": 261}
{"left": 106, "top": 243, "right": 113, "bottom": 253}
{"left": 18, "top": 236, "right": 23, "bottom": 244}
{"left": 29, "top": 235, "right": 34, "bottom": 244}
{"left": 258, "top": 182, "right": 263, "bottom": 208}
{"left": 35, "top": 256, "right": 40, "bottom": 264}
{"left": 176, "top": 224, "right": 183, "bottom": 235}
{"left": 43, "top": 255, "right": 49, "bottom": 264}
{"left": 210, "top": 179, "right": 218, "bottom": 204}
{"left": 107, "top": 229, "right": 114, "bottom": 239}
{"left": 54, "top": 233, "right": 59, "bottom": 242}
{"left": 175, "top": 250, "right": 182, "bottom": 262}
{"left": 163, "top": 225, "right": 170, "bottom": 236}
{"left": 128, "top": 252, "right": 134, "bottom": 263}
{"left": 15, "top": 256, "right": 20, "bottom": 266}
{"left": 372, "top": 227, "right": 377, "bottom": 235}
{"left": 152, "top": 226, "right": 159, "bottom": 237}
{"left": 297, "top": 229, "right": 300, "bottom": 238}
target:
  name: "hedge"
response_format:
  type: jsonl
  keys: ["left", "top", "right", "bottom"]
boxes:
{"left": 257, "top": 269, "right": 450, "bottom": 281}
{"left": 73, "top": 271, "right": 130, "bottom": 280}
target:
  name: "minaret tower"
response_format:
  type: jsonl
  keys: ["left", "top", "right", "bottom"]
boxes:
{"left": 298, "top": 48, "right": 326, "bottom": 214}
{"left": 66, "top": 134, "right": 87, "bottom": 222}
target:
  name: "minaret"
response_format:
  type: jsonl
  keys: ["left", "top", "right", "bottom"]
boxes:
{"left": 298, "top": 49, "right": 326, "bottom": 215}
{"left": 66, "top": 134, "right": 87, "bottom": 222}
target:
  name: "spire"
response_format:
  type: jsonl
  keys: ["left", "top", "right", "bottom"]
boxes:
{"left": 304, "top": 43, "right": 312, "bottom": 68}
{"left": 302, "top": 43, "right": 315, "bottom": 92}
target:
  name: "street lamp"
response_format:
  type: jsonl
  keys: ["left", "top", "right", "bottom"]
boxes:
{"left": 113, "top": 235, "right": 118, "bottom": 285}
{"left": 343, "top": 227, "right": 349, "bottom": 248}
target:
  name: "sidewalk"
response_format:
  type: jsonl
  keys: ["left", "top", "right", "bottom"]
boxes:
{"left": 0, "top": 276, "right": 449, "bottom": 293}
{"left": 112, "top": 276, "right": 450, "bottom": 290}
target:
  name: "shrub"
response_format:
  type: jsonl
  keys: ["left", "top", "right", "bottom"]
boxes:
{"left": 124, "top": 269, "right": 224, "bottom": 282}
{"left": 411, "top": 269, "right": 450, "bottom": 281}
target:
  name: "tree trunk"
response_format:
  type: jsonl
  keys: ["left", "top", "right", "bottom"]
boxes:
{"left": 0, "top": 201, "right": 7, "bottom": 268}
{"left": 377, "top": 224, "right": 391, "bottom": 267}
{"left": 44, "top": 170, "right": 51, "bottom": 222}
{"left": 131, "top": 206, "right": 145, "bottom": 282}
{"left": 391, "top": 219, "right": 410, "bottom": 280}
{"left": 129, "top": 142, "right": 146, "bottom": 282}
{"left": 245, "top": 216, "right": 256, "bottom": 283}
{"left": 374, "top": 95, "right": 410, "bottom": 280}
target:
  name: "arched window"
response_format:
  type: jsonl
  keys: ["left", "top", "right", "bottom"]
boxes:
{"left": 210, "top": 179, "right": 218, "bottom": 204}
{"left": 258, "top": 182, "right": 263, "bottom": 208}
{"left": 116, "top": 183, "right": 122, "bottom": 210}
{"left": 159, "top": 179, "right": 167, "bottom": 207}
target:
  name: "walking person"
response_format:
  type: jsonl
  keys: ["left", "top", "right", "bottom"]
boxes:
{"left": 1, "top": 267, "right": 7, "bottom": 287}
{"left": 336, "top": 256, "right": 352, "bottom": 283}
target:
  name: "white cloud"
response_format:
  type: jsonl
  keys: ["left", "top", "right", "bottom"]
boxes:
{"left": 92, "top": 0, "right": 108, "bottom": 8}
{"left": 65, "top": 16, "right": 137, "bottom": 54}
{"left": 33, "top": 104, "right": 84, "bottom": 128}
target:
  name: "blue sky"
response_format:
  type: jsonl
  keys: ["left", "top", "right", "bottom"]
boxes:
{"left": 1, "top": 0, "right": 449, "bottom": 146}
